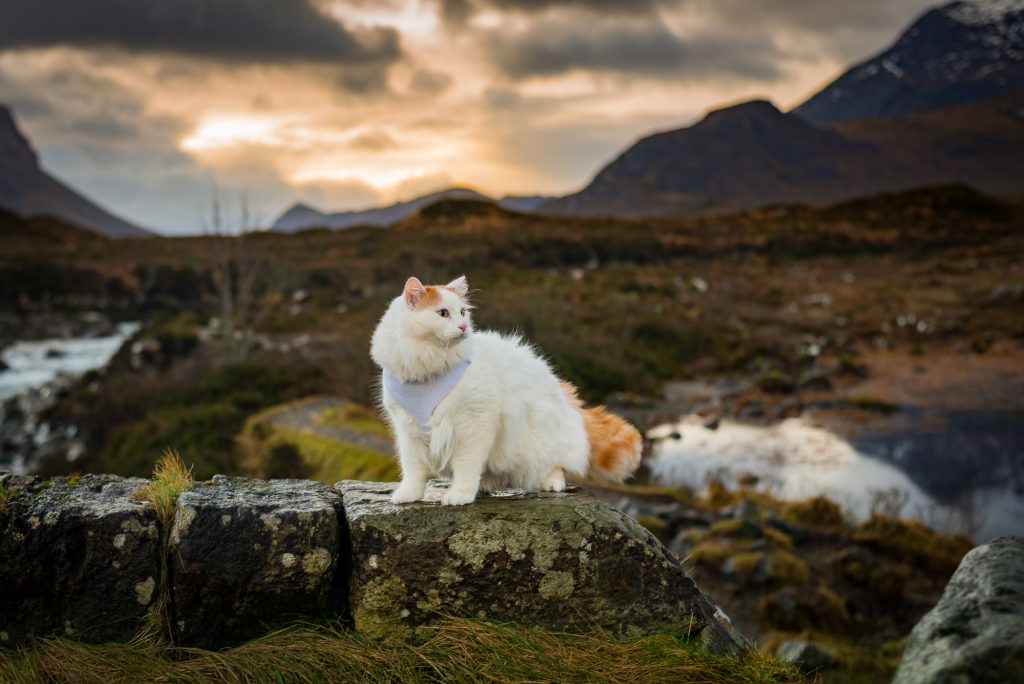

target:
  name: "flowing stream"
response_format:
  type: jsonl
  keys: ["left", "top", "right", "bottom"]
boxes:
{"left": 0, "top": 322, "right": 139, "bottom": 473}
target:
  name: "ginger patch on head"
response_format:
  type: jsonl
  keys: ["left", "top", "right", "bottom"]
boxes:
{"left": 417, "top": 286, "right": 442, "bottom": 308}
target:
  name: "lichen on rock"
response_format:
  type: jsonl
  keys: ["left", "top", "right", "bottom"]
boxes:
{"left": 339, "top": 480, "right": 747, "bottom": 654}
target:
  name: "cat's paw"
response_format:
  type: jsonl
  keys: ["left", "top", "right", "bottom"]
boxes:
{"left": 541, "top": 468, "right": 566, "bottom": 492}
{"left": 390, "top": 486, "right": 423, "bottom": 504}
{"left": 441, "top": 489, "right": 476, "bottom": 506}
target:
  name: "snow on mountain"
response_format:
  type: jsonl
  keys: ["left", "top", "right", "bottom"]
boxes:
{"left": 794, "top": 0, "right": 1024, "bottom": 124}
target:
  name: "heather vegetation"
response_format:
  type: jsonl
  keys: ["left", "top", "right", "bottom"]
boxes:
{"left": 1, "top": 185, "right": 1020, "bottom": 681}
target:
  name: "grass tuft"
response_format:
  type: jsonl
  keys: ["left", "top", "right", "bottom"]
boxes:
{"left": 134, "top": 449, "right": 193, "bottom": 525}
{"left": 0, "top": 618, "right": 802, "bottom": 684}
{"left": 132, "top": 449, "right": 194, "bottom": 645}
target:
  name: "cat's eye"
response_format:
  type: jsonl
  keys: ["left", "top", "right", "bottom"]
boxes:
{"left": 438, "top": 309, "right": 449, "bottom": 318}
{"left": 460, "top": 308, "right": 466, "bottom": 316}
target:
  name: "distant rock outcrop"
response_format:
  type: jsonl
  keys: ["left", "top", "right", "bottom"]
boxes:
{"left": 0, "top": 105, "right": 152, "bottom": 238}
{"left": 893, "top": 536, "right": 1024, "bottom": 684}
{"left": 795, "top": 0, "right": 1024, "bottom": 124}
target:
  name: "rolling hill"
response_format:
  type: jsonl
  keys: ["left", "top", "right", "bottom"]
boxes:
{"left": 272, "top": 189, "right": 552, "bottom": 232}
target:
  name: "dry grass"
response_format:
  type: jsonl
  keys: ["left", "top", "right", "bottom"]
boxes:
{"left": 0, "top": 618, "right": 801, "bottom": 684}
{"left": 134, "top": 449, "right": 194, "bottom": 525}
{"left": 132, "top": 450, "right": 194, "bottom": 643}
{"left": 0, "top": 481, "right": 11, "bottom": 515}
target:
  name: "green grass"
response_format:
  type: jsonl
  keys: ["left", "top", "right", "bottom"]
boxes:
{"left": 0, "top": 481, "right": 10, "bottom": 516}
{"left": 273, "top": 427, "right": 399, "bottom": 483}
{"left": 237, "top": 411, "right": 399, "bottom": 484}
{"left": 762, "top": 631, "right": 906, "bottom": 684}
{"left": 0, "top": 618, "right": 801, "bottom": 684}
{"left": 315, "top": 404, "right": 391, "bottom": 439}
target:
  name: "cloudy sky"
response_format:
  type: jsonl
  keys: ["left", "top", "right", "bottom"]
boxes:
{"left": 0, "top": 0, "right": 938, "bottom": 234}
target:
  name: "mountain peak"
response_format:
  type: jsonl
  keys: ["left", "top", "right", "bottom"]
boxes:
{"left": 698, "top": 100, "right": 786, "bottom": 127}
{"left": 0, "top": 104, "right": 39, "bottom": 168}
{"left": 943, "top": 0, "right": 1024, "bottom": 25}
{"left": 707, "top": 99, "right": 781, "bottom": 117}
{"left": 794, "top": 0, "right": 1024, "bottom": 123}
{"left": 0, "top": 104, "right": 151, "bottom": 237}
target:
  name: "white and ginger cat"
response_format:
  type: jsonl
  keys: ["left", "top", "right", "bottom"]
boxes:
{"left": 370, "top": 275, "right": 642, "bottom": 506}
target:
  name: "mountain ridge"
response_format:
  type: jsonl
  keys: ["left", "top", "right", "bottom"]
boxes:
{"left": 541, "top": 0, "right": 1024, "bottom": 220}
{"left": 794, "top": 0, "right": 1024, "bottom": 123}
{"left": 0, "top": 105, "right": 152, "bottom": 238}
{"left": 271, "top": 188, "right": 552, "bottom": 232}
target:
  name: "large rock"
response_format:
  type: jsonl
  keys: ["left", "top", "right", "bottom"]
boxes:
{"left": 339, "top": 480, "right": 747, "bottom": 653}
{"left": 168, "top": 477, "right": 347, "bottom": 648}
{"left": 893, "top": 536, "right": 1024, "bottom": 684}
{"left": 0, "top": 474, "right": 160, "bottom": 645}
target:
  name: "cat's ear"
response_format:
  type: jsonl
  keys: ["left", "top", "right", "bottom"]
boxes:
{"left": 404, "top": 277, "right": 425, "bottom": 308}
{"left": 446, "top": 275, "right": 469, "bottom": 298}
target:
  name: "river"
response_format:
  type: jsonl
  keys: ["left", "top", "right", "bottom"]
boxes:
{"left": 0, "top": 322, "right": 139, "bottom": 473}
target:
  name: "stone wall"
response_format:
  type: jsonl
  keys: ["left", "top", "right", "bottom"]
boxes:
{"left": 0, "top": 473, "right": 747, "bottom": 653}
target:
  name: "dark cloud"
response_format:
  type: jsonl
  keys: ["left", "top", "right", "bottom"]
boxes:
{"left": 439, "top": 0, "right": 476, "bottom": 26}
{"left": 696, "top": 0, "right": 935, "bottom": 62}
{"left": 335, "top": 63, "right": 394, "bottom": 93}
{"left": 483, "top": 0, "right": 671, "bottom": 13}
{"left": 347, "top": 129, "right": 397, "bottom": 151}
{"left": 438, "top": 0, "right": 674, "bottom": 25}
{"left": 0, "top": 0, "right": 402, "bottom": 66}
{"left": 488, "top": 17, "right": 781, "bottom": 81}
{"left": 410, "top": 69, "right": 452, "bottom": 96}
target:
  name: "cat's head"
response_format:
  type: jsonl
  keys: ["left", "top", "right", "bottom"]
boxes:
{"left": 398, "top": 275, "right": 473, "bottom": 345}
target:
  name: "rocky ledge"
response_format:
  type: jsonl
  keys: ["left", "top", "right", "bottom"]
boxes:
{"left": 341, "top": 480, "right": 746, "bottom": 653}
{"left": 893, "top": 536, "right": 1024, "bottom": 684}
{"left": 0, "top": 474, "right": 159, "bottom": 644}
{"left": 0, "top": 473, "right": 747, "bottom": 652}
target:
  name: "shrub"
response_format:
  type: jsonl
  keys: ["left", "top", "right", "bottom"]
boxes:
{"left": 784, "top": 496, "right": 846, "bottom": 528}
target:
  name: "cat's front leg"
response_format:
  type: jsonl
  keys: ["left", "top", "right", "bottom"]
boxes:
{"left": 441, "top": 434, "right": 495, "bottom": 506}
{"left": 390, "top": 422, "right": 431, "bottom": 504}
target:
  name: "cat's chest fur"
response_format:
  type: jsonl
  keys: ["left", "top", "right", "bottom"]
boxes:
{"left": 383, "top": 364, "right": 479, "bottom": 463}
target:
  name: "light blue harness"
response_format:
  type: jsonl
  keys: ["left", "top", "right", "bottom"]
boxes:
{"left": 382, "top": 359, "right": 472, "bottom": 424}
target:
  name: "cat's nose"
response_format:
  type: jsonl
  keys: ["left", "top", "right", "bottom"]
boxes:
{"left": 458, "top": 323, "right": 468, "bottom": 333}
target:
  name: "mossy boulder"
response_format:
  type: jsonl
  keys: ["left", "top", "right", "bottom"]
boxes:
{"left": 339, "top": 480, "right": 747, "bottom": 654}
{"left": 168, "top": 477, "right": 347, "bottom": 648}
{"left": 894, "top": 536, "right": 1024, "bottom": 684}
{"left": 0, "top": 474, "right": 160, "bottom": 645}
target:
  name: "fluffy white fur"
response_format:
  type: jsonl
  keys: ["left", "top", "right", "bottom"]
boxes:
{"left": 370, "top": 276, "right": 590, "bottom": 506}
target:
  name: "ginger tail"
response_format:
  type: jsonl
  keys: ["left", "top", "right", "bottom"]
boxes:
{"left": 561, "top": 382, "right": 642, "bottom": 482}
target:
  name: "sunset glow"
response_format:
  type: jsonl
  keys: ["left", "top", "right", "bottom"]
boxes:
{"left": 180, "top": 116, "right": 288, "bottom": 152}
{"left": 0, "top": 0, "right": 939, "bottom": 234}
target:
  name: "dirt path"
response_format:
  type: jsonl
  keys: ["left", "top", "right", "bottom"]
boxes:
{"left": 263, "top": 396, "right": 394, "bottom": 454}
